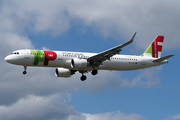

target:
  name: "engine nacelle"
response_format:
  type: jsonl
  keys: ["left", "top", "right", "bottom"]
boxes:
{"left": 55, "top": 68, "right": 72, "bottom": 77}
{"left": 71, "top": 58, "right": 88, "bottom": 69}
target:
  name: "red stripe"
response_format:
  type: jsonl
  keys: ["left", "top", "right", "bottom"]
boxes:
{"left": 44, "top": 51, "right": 57, "bottom": 66}
{"left": 152, "top": 42, "right": 156, "bottom": 58}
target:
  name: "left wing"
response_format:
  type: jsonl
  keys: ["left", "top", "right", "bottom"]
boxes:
{"left": 87, "top": 32, "right": 137, "bottom": 68}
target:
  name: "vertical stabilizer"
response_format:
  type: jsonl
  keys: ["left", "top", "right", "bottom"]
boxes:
{"left": 141, "top": 36, "right": 164, "bottom": 58}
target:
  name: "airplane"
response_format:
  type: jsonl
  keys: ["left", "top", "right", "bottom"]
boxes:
{"left": 4, "top": 33, "right": 174, "bottom": 81}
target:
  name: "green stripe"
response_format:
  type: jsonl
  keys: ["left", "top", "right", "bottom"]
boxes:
{"left": 30, "top": 50, "right": 45, "bottom": 65}
{"left": 145, "top": 44, "right": 152, "bottom": 54}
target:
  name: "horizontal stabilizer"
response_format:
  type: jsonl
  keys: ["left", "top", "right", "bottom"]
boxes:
{"left": 153, "top": 54, "right": 174, "bottom": 62}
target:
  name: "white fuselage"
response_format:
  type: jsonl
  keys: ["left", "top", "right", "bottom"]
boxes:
{"left": 5, "top": 49, "right": 167, "bottom": 71}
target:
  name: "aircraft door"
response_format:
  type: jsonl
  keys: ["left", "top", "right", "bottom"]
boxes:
{"left": 58, "top": 53, "right": 63, "bottom": 60}
{"left": 24, "top": 50, "right": 29, "bottom": 59}
{"left": 141, "top": 59, "right": 145, "bottom": 65}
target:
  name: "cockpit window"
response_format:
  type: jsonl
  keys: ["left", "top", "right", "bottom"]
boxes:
{"left": 12, "top": 52, "right": 19, "bottom": 55}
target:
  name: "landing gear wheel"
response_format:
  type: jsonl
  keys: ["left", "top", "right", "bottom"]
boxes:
{"left": 92, "top": 70, "right": 98, "bottom": 75}
{"left": 23, "top": 71, "right": 27, "bottom": 75}
{"left": 80, "top": 75, "right": 87, "bottom": 81}
{"left": 23, "top": 66, "right": 27, "bottom": 75}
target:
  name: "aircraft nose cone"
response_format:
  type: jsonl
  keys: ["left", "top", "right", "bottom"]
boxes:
{"left": 5, "top": 56, "right": 13, "bottom": 63}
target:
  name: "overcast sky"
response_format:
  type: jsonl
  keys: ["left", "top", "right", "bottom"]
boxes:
{"left": 0, "top": 0, "right": 179, "bottom": 120}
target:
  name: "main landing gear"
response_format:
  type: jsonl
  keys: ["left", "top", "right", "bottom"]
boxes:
{"left": 91, "top": 70, "right": 98, "bottom": 75}
{"left": 79, "top": 71, "right": 87, "bottom": 81}
{"left": 80, "top": 75, "right": 87, "bottom": 81}
{"left": 23, "top": 66, "right": 27, "bottom": 75}
{"left": 80, "top": 70, "right": 98, "bottom": 81}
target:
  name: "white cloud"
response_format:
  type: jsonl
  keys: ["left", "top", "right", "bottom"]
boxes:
{"left": 0, "top": 33, "right": 33, "bottom": 54}
{"left": 66, "top": 0, "right": 180, "bottom": 49}
{"left": 166, "top": 114, "right": 180, "bottom": 120}
{"left": 174, "top": 114, "right": 180, "bottom": 120}
{"left": 42, "top": 46, "right": 50, "bottom": 50}
{"left": 0, "top": 0, "right": 180, "bottom": 50}
{"left": 0, "top": 94, "right": 85, "bottom": 120}
{"left": 0, "top": 0, "right": 70, "bottom": 36}
{"left": 84, "top": 111, "right": 146, "bottom": 120}
{"left": 121, "top": 67, "right": 162, "bottom": 88}
{"left": 0, "top": 94, "right": 147, "bottom": 120}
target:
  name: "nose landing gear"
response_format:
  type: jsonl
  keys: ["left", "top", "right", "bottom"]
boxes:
{"left": 23, "top": 71, "right": 27, "bottom": 75}
{"left": 23, "top": 66, "right": 27, "bottom": 75}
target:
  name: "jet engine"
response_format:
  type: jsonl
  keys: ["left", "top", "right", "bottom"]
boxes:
{"left": 71, "top": 58, "right": 88, "bottom": 69}
{"left": 55, "top": 68, "right": 72, "bottom": 77}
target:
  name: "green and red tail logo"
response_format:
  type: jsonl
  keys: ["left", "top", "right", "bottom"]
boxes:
{"left": 141, "top": 36, "right": 164, "bottom": 58}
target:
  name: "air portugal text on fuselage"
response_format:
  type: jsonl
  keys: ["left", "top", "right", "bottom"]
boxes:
{"left": 30, "top": 50, "right": 57, "bottom": 66}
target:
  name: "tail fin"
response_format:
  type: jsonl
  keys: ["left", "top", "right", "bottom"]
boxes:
{"left": 141, "top": 36, "right": 164, "bottom": 58}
